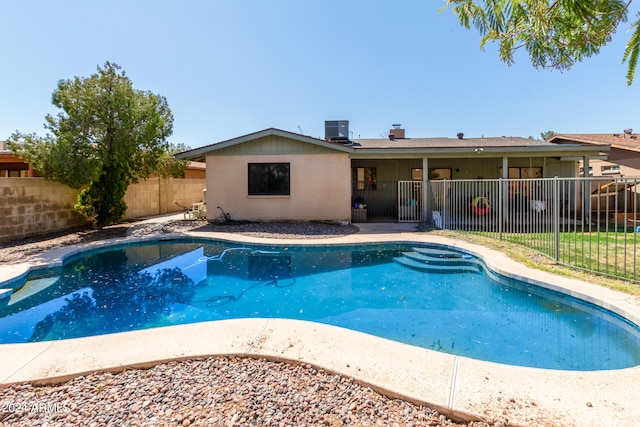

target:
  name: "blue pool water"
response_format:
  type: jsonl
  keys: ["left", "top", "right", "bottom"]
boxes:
{"left": 1, "top": 240, "right": 639, "bottom": 371}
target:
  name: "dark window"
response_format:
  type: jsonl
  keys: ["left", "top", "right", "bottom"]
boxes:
{"left": 429, "top": 168, "right": 452, "bottom": 180}
{"left": 353, "top": 167, "right": 377, "bottom": 190}
{"left": 499, "top": 167, "right": 543, "bottom": 179}
{"left": 248, "top": 163, "right": 290, "bottom": 195}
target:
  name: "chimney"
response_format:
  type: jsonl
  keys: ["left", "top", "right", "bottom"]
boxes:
{"left": 388, "top": 124, "right": 405, "bottom": 140}
{"left": 457, "top": 132, "right": 464, "bottom": 140}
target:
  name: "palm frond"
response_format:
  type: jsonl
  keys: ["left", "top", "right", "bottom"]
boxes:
{"left": 622, "top": 14, "right": 640, "bottom": 85}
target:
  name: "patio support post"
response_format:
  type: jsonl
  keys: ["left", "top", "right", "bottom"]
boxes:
{"left": 501, "top": 156, "right": 509, "bottom": 237}
{"left": 422, "top": 157, "right": 429, "bottom": 224}
{"left": 498, "top": 178, "right": 503, "bottom": 239}
{"left": 501, "top": 157, "right": 509, "bottom": 178}
{"left": 582, "top": 156, "right": 590, "bottom": 224}
{"left": 553, "top": 176, "right": 560, "bottom": 261}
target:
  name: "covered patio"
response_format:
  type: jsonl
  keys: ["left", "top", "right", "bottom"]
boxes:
{"left": 346, "top": 132, "right": 608, "bottom": 224}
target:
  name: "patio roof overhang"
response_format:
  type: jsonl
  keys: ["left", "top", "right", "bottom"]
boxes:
{"left": 348, "top": 144, "right": 609, "bottom": 160}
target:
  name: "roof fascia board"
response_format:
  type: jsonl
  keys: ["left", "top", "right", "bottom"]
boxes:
{"left": 611, "top": 144, "right": 640, "bottom": 154}
{"left": 176, "top": 128, "right": 352, "bottom": 160}
{"left": 560, "top": 155, "right": 609, "bottom": 161}
{"left": 349, "top": 145, "right": 607, "bottom": 158}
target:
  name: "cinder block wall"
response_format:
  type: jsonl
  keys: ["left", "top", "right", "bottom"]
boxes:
{"left": 0, "top": 178, "right": 87, "bottom": 242}
{"left": 0, "top": 178, "right": 206, "bottom": 242}
{"left": 123, "top": 179, "right": 160, "bottom": 219}
{"left": 123, "top": 178, "right": 206, "bottom": 219}
{"left": 164, "top": 178, "right": 207, "bottom": 212}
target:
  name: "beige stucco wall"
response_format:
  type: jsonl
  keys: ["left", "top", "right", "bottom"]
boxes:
{"left": 0, "top": 177, "right": 206, "bottom": 242}
{"left": 585, "top": 159, "right": 640, "bottom": 177}
{"left": 206, "top": 153, "right": 351, "bottom": 222}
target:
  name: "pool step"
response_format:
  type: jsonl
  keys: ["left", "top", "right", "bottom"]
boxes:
{"left": 393, "top": 256, "right": 481, "bottom": 274}
{"left": 402, "top": 251, "right": 478, "bottom": 266}
{"left": 411, "top": 247, "right": 468, "bottom": 259}
{"left": 394, "top": 249, "right": 482, "bottom": 274}
{"left": 0, "top": 288, "right": 12, "bottom": 304}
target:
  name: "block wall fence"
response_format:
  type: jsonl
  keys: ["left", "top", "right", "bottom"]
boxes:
{"left": 0, "top": 178, "right": 206, "bottom": 242}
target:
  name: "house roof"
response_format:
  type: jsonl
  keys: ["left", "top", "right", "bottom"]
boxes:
{"left": 186, "top": 161, "right": 206, "bottom": 170}
{"left": 176, "top": 128, "right": 609, "bottom": 162}
{"left": 352, "top": 135, "right": 540, "bottom": 148}
{"left": 175, "top": 128, "right": 352, "bottom": 162}
{"left": 549, "top": 133, "right": 640, "bottom": 154}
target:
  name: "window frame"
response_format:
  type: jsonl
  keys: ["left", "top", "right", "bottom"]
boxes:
{"left": 428, "top": 168, "right": 452, "bottom": 180}
{"left": 247, "top": 162, "right": 291, "bottom": 196}
{"left": 499, "top": 166, "right": 543, "bottom": 179}
{"left": 600, "top": 165, "right": 621, "bottom": 175}
{"left": 353, "top": 167, "right": 377, "bottom": 190}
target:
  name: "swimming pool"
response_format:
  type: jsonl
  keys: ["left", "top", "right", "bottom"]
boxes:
{"left": 1, "top": 239, "right": 639, "bottom": 371}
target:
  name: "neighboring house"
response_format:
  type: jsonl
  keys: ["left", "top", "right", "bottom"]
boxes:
{"left": 548, "top": 132, "right": 640, "bottom": 177}
{"left": 176, "top": 125, "right": 608, "bottom": 223}
{"left": 0, "top": 140, "right": 206, "bottom": 179}
{"left": 183, "top": 161, "right": 206, "bottom": 179}
{"left": 548, "top": 132, "right": 640, "bottom": 218}
{"left": 0, "top": 141, "right": 39, "bottom": 177}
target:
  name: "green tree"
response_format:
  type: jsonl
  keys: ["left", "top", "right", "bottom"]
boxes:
{"left": 156, "top": 143, "right": 191, "bottom": 179}
{"left": 442, "top": 0, "right": 640, "bottom": 85}
{"left": 540, "top": 130, "right": 558, "bottom": 140}
{"left": 8, "top": 62, "right": 185, "bottom": 228}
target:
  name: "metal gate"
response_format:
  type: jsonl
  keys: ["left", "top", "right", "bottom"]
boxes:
{"left": 398, "top": 181, "right": 423, "bottom": 222}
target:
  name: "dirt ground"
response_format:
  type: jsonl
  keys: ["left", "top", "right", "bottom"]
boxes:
{"left": 0, "top": 224, "right": 131, "bottom": 264}
{"left": 0, "top": 219, "right": 360, "bottom": 264}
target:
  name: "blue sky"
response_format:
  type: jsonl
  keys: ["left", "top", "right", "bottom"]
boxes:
{"left": 2, "top": 1, "right": 639, "bottom": 149}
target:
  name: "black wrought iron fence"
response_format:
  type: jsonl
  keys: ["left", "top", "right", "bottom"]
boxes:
{"left": 430, "top": 177, "right": 639, "bottom": 283}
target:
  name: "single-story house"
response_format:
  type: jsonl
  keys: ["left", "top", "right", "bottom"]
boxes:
{"left": 176, "top": 124, "right": 608, "bottom": 223}
{"left": 548, "top": 132, "right": 640, "bottom": 177}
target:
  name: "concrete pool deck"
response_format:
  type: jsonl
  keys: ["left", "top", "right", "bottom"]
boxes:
{"left": 1, "top": 218, "right": 640, "bottom": 426}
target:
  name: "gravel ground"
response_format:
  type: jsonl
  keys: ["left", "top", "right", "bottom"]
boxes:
{"left": 162, "top": 219, "right": 361, "bottom": 239}
{"left": 0, "top": 357, "right": 498, "bottom": 427}
{"left": 0, "top": 220, "right": 499, "bottom": 427}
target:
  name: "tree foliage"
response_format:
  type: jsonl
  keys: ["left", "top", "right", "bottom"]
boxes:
{"left": 442, "top": 0, "right": 640, "bottom": 85}
{"left": 540, "top": 130, "right": 558, "bottom": 140}
{"left": 8, "top": 62, "right": 187, "bottom": 227}
{"left": 156, "top": 143, "right": 192, "bottom": 179}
